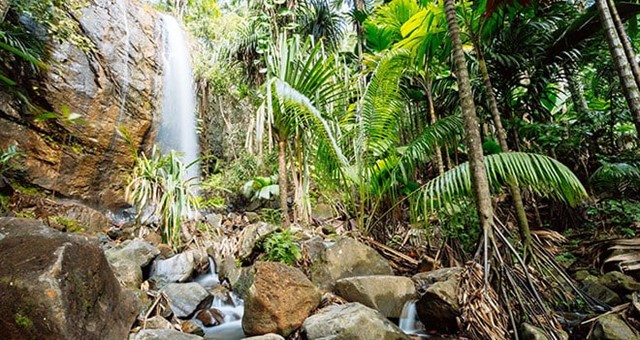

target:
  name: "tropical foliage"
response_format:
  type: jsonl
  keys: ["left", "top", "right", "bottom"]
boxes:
{"left": 125, "top": 147, "right": 199, "bottom": 249}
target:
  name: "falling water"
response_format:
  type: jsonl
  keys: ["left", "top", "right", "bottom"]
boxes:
{"left": 158, "top": 14, "right": 200, "bottom": 180}
{"left": 118, "top": 0, "right": 130, "bottom": 118}
{"left": 399, "top": 299, "right": 423, "bottom": 334}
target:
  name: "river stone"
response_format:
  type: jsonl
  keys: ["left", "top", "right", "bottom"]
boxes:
{"left": 242, "top": 262, "right": 321, "bottom": 337}
{"left": 106, "top": 239, "right": 160, "bottom": 288}
{"left": 591, "top": 314, "right": 639, "bottom": 340}
{"left": 0, "top": 217, "right": 137, "bottom": 339}
{"left": 416, "top": 269, "right": 462, "bottom": 333}
{"left": 151, "top": 252, "right": 197, "bottom": 286}
{"left": 243, "top": 334, "right": 285, "bottom": 340}
{"left": 134, "top": 329, "right": 203, "bottom": 340}
{"left": 0, "top": 0, "right": 163, "bottom": 209}
{"left": 106, "top": 239, "right": 160, "bottom": 268}
{"left": 311, "top": 237, "right": 393, "bottom": 291}
{"left": 583, "top": 276, "right": 621, "bottom": 306}
{"left": 162, "top": 283, "right": 212, "bottom": 319}
{"left": 302, "top": 302, "right": 409, "bottom": 340}
{"left": 334, "top": 275, "right": 417, "bottom": 318}
{"left": 180, "top": 320, "right": 204, "bottom": 336}
{"left": 238, "top": 222, "right": 278, "bottom": 260}
{"left": 520, "top": 323, "right": 549, "bottom": 340}
{"left": 599, "top": 271, "right": 640, "bottom": 295}
{"left": 142, "top": 316, "right": 173, "bottom": 330}
{"left": 195, "top": 308, "right": 224, "bottom": 327}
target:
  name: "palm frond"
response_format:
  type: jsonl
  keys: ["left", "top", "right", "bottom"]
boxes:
{"left": 413, "top": 152, "right": 588, "bottom": 214}
{"left": 590, "top": 162, "right": 640, "bottom": 193}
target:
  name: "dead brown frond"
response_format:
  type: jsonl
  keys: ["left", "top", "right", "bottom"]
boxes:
{"left": 459, "top": 262, "right": 509, "bottom": 340}
{"left": 531, "top": 229, "right": 567, "bottom": 256}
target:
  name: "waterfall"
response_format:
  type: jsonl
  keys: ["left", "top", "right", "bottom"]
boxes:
{"left": 399, "top": 299, "right": 422, "bottom": 334}
{"left": 158, "top": 14, "right": 200, "bottom": 180}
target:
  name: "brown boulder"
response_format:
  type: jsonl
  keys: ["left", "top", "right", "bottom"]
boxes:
{"left": 0, "top": 217, "right": 137, "bottom": 339}
{"left": 242, "top": 262, "right": 322, "bottom": 337}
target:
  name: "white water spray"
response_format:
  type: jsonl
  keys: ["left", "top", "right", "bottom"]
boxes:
{"left": 158, "top": 14, "right": 200, "bottom": 180}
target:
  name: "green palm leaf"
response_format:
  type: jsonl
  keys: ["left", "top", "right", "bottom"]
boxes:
{"left": 413, "top": 152, "right": 588, "bottom": 214}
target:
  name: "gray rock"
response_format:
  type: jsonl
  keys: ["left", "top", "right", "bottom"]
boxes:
{"left": 151, "top": 252, "right": 197, "bottom": 286}
{"left": 141, "top": 316, "right": 173, "bottom": 330}
{"left": 0, "top": 217, "right": 137, "bottom": 339}
{"left": 599, "top": 271, "right": 640, "bottom": 295}
{"left": 520, "top": 323, "right": 549, "bottom": 340}
{"left": 310, "top": 237, "right": 393, "bottom": 291}
{"left": 106, "top": 239, "right": 160, "bottom": 288}
{"left": 334, "top": 275, "right": 416, "bottom": 318}
{"left": 106, "top": 239, "right": 160, "bottom": 268}
{"left": 238, "top": 222, "right": 278, "bottom": 260}
{"left": 583, "top": 276, "right": 621, "bottom": 306}
{"left": 591, "top": 314, "right": 639, "bottom": 340}
{"left": 134, "top": 329, "right": 203, "bottom": 340}
{"left": 162, "top": 283, "right": 212, "bottom": 318}
{"left": 312, "top": 203, "right": 334, "bottom": 220}
{"left": 303, "top": 236, "right": 326, "bottom": 261}
{"left": 302, "top": 303, "right": 409, "bottom": 340}
{"left": 243, "top": 334, "right": 285, "bottom": 340}
{"left": 205, "top": 213, "right": 223, "bottom": 229}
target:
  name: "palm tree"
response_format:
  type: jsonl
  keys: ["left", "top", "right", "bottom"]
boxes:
{"left": 596, "top": 0, "right": 640, "bottom": 137}
{"left": 443, "top": 0, "right": 495, "bottom": 246}
{"left": 260, "top": 35, "right": 347, "bottom": 226}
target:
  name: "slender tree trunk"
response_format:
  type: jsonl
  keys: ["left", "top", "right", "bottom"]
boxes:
{"left": 278, "top": 139, "right": 290, "bottom": 227}
{"left": 609, "top": 0, "right": 640, "bottom": 85}
{"left": 426, "top": 78, "right": 445, "bottom": 175}
{"left": 475, "top": 41, "right": 532, "bottom": 252}
{"left": 444, "top": 0, "right": 494, "bottom": 241}
{"left": 354, "top": 0, "right": 365, "bottom": 64}
{"left": 597, "top": 0, "right": 640, "bottom": 137}
{"left": 564, "top": 66, "right": 590, "bottom": 117}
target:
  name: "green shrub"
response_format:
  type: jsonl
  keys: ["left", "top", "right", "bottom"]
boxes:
{"left": 261, "top": 230, "right": 301, "bottom": 265}
{"left": 125, "top": 146, "right": 199, "bottom": 249}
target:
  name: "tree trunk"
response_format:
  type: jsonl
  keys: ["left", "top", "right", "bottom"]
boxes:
{"left": 475, "top": 41, "right": 532, "bottom": 253}
{"left": 609, "top": 0, "right": 640, "bottom": 86}
{"left": 426, "top": 78, "right": 445, "bottom": 175}
{"left": 278, "top": 139, "right": 290, "bottom": 227}
{"left": 444, "top": 0, "right": 494, "bottom": 239}
{"left": 597, "top": 0, "right": 640, "bottom": 137}
{"left": 564, "top": 66, "right": 590, "bottom": 117}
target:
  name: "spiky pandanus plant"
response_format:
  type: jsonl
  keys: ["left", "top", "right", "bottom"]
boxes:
{"left": 125, "top": 146, "right": 199, "bottom": 249}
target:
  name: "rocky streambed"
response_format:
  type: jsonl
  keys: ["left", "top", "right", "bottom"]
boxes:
{"left": 2, "top": 215, "right": 640, "bottom": 339}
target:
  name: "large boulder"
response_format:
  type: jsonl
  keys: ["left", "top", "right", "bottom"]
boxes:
{"left": 302, "top": 303, "right": 409, "bottom": 340}
{"left": 0, "top": 0, "right": 163, "bottom": 209}
{"left": 591, "top": 314, "right": 639, "bottom": 340}
{"left": 599, "top": 271, "right": 640, "bottom": 295}
{"left": 162, "top": 283, "right": 212, "bottom": 319}
{"left": 582, "top": 276, "right": 621, "bottom": 306}
{"left": 415, "top": 268, "right": 462, "bottom": 333}
{"left": 0, "top": 218, "right": 137, "bottom": 339}
{"left": 242, "top": 262, "right": 321, "bottom": 337}
{"left": 334, "top": 275, "right": 416, "bottom": 318}
{"left": 310, "top": 237, "right": 393, "bottom": 291}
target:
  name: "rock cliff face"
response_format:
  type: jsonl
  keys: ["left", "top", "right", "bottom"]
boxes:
{"left": 0, "top": 0, "right": 163, "bottom": 209}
